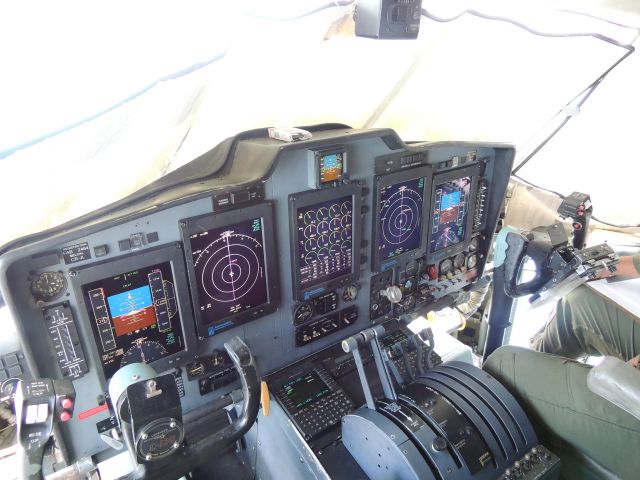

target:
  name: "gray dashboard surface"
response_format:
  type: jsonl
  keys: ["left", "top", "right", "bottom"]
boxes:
{"left": 0, "top": 124, "right": 514, "bottom": 461}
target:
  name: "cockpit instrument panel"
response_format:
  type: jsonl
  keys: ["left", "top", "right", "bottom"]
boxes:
{"left": 72, "top": 243, "right": 196, "bottom": 380}
{"left": 290, "top": 183, "right": 363, "bottom": 301}
{"left": 180, "top": 202, "right": 280, "bottom": 338}
{"left": 0, "top": 124, "right": 515, "bottom": 464}
{"left": 372, "top": 166, "right": 432, "bottom": 272}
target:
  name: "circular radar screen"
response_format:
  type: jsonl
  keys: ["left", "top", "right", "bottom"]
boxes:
{"left": 189, "top": 218, "right": 268, "bottom": 332}
{"left": 296, "top": 195, "right": 353, "bottom": 288}
{"left": 377, "top": 177, "right": 426, "bottom": 261}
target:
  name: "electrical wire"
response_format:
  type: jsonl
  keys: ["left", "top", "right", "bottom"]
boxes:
{"left": 420, "top": 7, "right": 637, "bottom": 176}
{"left": 511, "top": 173, "right": 640, "bottom": 228}
{"left": 421, "top": 7, "right": 636, "bottom": 49}
{"left": 512, "top": 46, "right": 634, "bottom": 174}
{"left": 242, "top": 0, "right": 354, "bottom": 21}
{"left": 555, "top": 8, "right": 640, "bottom": 33}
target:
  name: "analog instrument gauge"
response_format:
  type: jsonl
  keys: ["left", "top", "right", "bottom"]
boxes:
{"left": 342, "top": 284, "right": 358, "bottom": 302}
{"left": 401, "top": 294, "right": 416, "bottom": 310}
{"left": 467, "top": 254, "right": 478, "bottom": 269}
{"left": 453, "top": 253, "right": 465, "bottom": 269}
{"left": 439, "top": 259, "right": 453, "bottom": 276}
{"left": 469, "top": 236, "right": 480, "bottom": 252}
{"left": 1, "top": 378, "right": 20, "bottom": 400}
{"left": 294, "top": 303, "right": 314, "bottom": 325}
{"left": 120, "top": 340, "right": 168, "bottom": 367}
{"left": 30, "top": 271, "right": 67, "bottom": 301}
{"left": 405, "top": 260, "right": 419, "bottom": 277}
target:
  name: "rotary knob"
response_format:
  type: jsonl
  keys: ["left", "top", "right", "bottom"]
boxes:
{"left": 379, "top": 285, "right": 402, "bottom": 304}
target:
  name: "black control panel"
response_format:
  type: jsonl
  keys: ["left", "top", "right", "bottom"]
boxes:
{"left": 276, "top": 368, "right": 353, "bottom": 440}
{"left": 269, "top": 321, "right": 443, "bottom": 448}
{"left": 498, "top": 445, "right": 561, "bottom": 480}
{"left": 42, "top": 303, "right": 88, "bottom": 380}
{"left": 295, "top": 306, "right": 359, "bottom": 346}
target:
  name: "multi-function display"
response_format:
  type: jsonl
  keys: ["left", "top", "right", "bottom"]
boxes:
{"left": 188, "top": 217, "right": 269, "bottom": 334}
{"left": 377, "top": 177, "right": 426, "bottom": 261}
{"left": 82, "top": 262, "right": 185, "bottom": 379}
{"left": 282, "top": 371, "right": 331, "bottom": 409}
{"left": 296, "top": 196, "right": 353, "bottom": 288}
{"left": 430, "top": 176, "right": 472, "bottom": 252}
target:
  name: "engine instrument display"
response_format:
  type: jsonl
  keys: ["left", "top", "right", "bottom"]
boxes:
{"left": 82, "top": 262, "right": 185, "bottom": 379}
{"left": 181, "top": 202, "right": 279, "bottom": 337}
{"left": 296, "top": 196, "right": 353, "bottom": 288}
{"left": 430, "top": 176, "right": 472, "bottom": 252}
{"left": 282, "top": 370, "right": 331, "bottom": 409}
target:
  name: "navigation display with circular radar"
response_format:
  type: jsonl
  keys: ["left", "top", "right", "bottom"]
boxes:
{"left": 430, "top": 176, "right": 472, "bottom": 252}
{"left": 377, "top": 177, "right": 426, "bottom": 261}
{"left": 296, "top": 196, "right": 353, "bottom": 288}
{"left": 189, "top": 217, "right": 268, "bottom": 334}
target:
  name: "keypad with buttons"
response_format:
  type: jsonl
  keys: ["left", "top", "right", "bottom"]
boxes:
{"left": 276, "top": 367, "right": 354, "bottom": 440}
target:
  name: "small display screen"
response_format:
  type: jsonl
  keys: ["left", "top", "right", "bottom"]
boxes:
{"left": 282, "top": 371, "right": 331, "bottom": 409}
{"left": 380, "top": 329, "right": 408, "bottom": 348}
{"left": 189, "top": 217, "right": 268, "bottom": 335}
{"left": 296, "top": 196, "right": 353, "bottom": 288}
{"left": 319, "top": 152, "right": 344, "bottom": 184}
{"left": 377, "top": 177, "right": 426, "bottom": 261}
{"left": 82, "top": 262, "right": 184, "bottom": 379}
{"left": 430, "top": 176, "right": 472, "bottom": 252}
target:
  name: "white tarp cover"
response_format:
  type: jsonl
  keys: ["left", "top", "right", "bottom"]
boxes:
{"left": 1, "top": 0, "right": 639, "bottom": 246}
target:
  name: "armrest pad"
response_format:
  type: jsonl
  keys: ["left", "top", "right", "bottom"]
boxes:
{"left": 587, "top": 356, "right": 640, "bottom": 421}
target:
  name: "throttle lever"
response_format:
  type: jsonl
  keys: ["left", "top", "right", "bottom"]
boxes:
{"left": 15, "top": 378, "right": 76, "bottom": 480}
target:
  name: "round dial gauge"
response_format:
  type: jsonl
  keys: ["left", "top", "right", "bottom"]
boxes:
{"left": 405, "top": 260, "right": 419, "bottom": 277}
{"left": 294, "top": 303, "right": 314, "bottom": 325}
{"left": 121, "top": 340, "right": 168, "bottom": 367}
{"left": 467, "top": 254, "right": 478, "bottom": 269}
{"left": 469, "top": 236, "right": 480, "bottom": 252}
{"left": 342, "top": 284, "right": 358, "bottom": 302}
{"left": 453, "top": 253, "right": 465, "bottom": 269}
{"left": 31, "top": 271, "right": 66, "bottom": 300}
{"left": 1, "top": 378, "right": 20, "bottom": 399}
{"left": 439, "top": 259, "right": 453, "bottom": 276}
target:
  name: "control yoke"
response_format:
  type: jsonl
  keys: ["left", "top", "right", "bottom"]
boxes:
{"left": 15, "top": 379, "right": 76, "bottom": 480}
{"left": 483, "top": 223, "right": 618, "bottom": 358}
{"left": 107, "top": 336, "right": 260, "bottom": 480}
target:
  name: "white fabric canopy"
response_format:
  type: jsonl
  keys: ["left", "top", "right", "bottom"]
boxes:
{"left": 1, "top": 0, "right": 638, "bottom": 246}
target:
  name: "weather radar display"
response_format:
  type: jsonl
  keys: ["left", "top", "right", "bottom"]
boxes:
{"left": 296, "top": 196, "right": 353, "bottom": 287}
{"left": 189, "top": 218, "right": 268, "bottom": 334}
{"left": 377, "top": 177, "right": 426, "bottom": 261}
{"left": 430, "top": 176, "right": 472, "bottom": 252}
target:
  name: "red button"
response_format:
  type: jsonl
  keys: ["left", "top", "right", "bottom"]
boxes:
{"left": 60, "top": 398, "right": 74, "bottom": 409}
{"left": 427, "top": 265, "right": 438, "bottom": 280}
{"left": 59, "top": 411, "right": 72, "bottom": 422}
